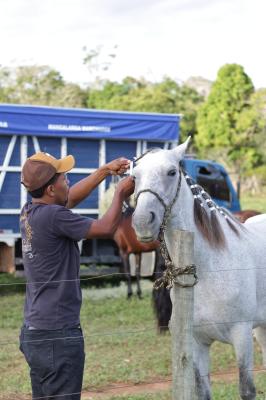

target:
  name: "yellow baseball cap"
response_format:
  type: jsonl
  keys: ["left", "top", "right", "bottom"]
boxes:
{"left": 21, "top": 152, "right": 75, "bottom": 191}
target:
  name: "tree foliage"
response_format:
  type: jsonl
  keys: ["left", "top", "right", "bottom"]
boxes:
{"left": 87, "top": 77, "right": 203, "bottom": 140}
{"left": 195, "top": 64, "right": 264, "bottom": 174}
{"left": 0, "top": 65, "right": 87, "bottom": 108}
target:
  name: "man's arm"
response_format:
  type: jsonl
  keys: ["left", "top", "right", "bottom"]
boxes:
{"left": 86, "top": 177, "right": 135, "bottom": 238}
{"left": 66, "top": 158, "right": 130, "bottom": 209}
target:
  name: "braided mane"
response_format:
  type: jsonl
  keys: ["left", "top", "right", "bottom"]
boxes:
{"left": 182, "top": 169, "right": 244, "bottom": 248}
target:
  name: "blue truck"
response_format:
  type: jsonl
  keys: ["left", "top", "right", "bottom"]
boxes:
{"left": 0, "top": 104, "right": 240, "bottom": 273}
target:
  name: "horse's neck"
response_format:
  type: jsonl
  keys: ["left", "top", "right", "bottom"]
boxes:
{"left": 165, "top": 174, "right": 227, "bottom": 266}
{"left": 167, "top": 174, "right": 196, "bottom": 232}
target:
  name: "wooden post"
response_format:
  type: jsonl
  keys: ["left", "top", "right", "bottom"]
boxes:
{"left": 0, "top": 243, "right": 15, "bottom": 274}
{"left": 166, "top": 230, "right": 196, "bottom": 400}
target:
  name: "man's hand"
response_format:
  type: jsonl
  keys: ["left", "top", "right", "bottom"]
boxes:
{"left": 86, "top": 176, "right": 135, "bottom": 239}
{"left": 116, "top": 176, "right": 135, "bottom": 199}
{"left": 106, "top": 158, "right": 130, "bottom": 175}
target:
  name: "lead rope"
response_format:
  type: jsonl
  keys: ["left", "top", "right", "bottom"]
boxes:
{"left": 155, "top": 229, "right": 198, "bottom": 289}
{"left": 154, "top": 176, "right": 198, "bottom": 289}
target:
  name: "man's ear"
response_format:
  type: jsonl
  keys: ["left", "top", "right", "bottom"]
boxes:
{"left": 46, "top": 185, "right": 55, "bottom": 197}
{"left": 171, "top": 136, "right": 191, "bottom": 161}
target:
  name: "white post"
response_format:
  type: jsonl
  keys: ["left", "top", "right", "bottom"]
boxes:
{"left": 136, "top": 141, "right": 142, "bottom": 157}
{"left": 142, "top": 140, "right": 147, "bottom": 153}
{"left": 166, "top": 230, "right": 196, "bottom": 400}
{"left": 0, "top": 135, "right": 17, "bottom": 192}
{"left": 20, "top": 136, "right": 28, "bottom": 207}
{"left": 61, "top": 137, "right": 67, "bottom": 158}
{"left": 99, "top": 139, "right": 106, "bottom": 207}
{"left": 32, "top": 136, "right": 41, "bottom": 153}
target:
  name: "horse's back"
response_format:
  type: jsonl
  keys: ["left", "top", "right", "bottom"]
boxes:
{"left": 244, "top": 213, "right": 266, "bottom": 249}
{"left": 243, "top": 214, "right": 266, "bottom": 266}
{"left": 244, "top": 213, "right": 266, "bottom": 227}
{"left": 242, "top": 214, "right": 266, "bottom": 324}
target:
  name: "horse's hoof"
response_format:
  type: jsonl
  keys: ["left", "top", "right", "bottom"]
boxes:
{"left": 127, "top": 293, "right": 133, "bottom": 299}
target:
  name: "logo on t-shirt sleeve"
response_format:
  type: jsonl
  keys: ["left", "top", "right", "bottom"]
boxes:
{"left": 20, "top": 212, "right": 34, "bottom": 259}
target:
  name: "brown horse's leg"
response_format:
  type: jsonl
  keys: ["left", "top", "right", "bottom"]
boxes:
{"left": 135, "top": 253, "right": 142, "bottom": 299}
{"left": 121, "top": 252, "right": 133, "bottom": 299}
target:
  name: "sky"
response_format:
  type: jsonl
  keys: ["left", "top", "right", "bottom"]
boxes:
{"left": 0, "top": 0, "right": 265, "bottom": 88}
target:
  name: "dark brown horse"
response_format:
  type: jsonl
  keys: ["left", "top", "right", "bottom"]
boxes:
{"left": 233, "top": 209, "right": 261, "bottom": 223}
{"left": 113, "top": 205, "right": 160, "bottom": 299}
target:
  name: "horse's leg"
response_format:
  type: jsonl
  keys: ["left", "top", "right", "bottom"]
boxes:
{"left": 254, "top": 326, "right": 266, "bottom": 367}
{"left": 135, "top": 253, "right": 142, "bottom": 299}
{"left": 193, "top": 340, "right": 212, "bottom": 400}
{"left": 231, "top": 323, "right": 256, "bottom": 400}
{"left": 153, "top": 249, "right": 172, "bottom": 333}
{"left": 152, "top": 286, "right": 172, "bottom": 333}
{"left": 121, "top": 253, "right": 133, "bottom": 299}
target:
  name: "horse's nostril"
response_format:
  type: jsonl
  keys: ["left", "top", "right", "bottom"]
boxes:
{"left": 150, "top": 211, "right": 155, "bottom": 224}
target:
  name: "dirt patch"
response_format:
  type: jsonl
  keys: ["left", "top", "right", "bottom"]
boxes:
{"left": 82, "top": 368, "right": 266, "bottom": 399}
{"left": 82, "top": 379, "right": 171, "bottom": 399}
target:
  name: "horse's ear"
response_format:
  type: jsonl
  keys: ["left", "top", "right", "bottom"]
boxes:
{"left": 171, "top": 136, "right": 191, "bottom": 160}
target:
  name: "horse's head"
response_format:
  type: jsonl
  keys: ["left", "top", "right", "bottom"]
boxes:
{"left": 132, "top": 138, "right": 190, "bottom": 242}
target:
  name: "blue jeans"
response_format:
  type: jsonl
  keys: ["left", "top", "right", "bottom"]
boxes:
{"left": 19, "top": 326, "right": 85, "bottom": 400}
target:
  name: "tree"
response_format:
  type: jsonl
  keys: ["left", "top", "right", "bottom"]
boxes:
{"left": 248, "top": 89, "right": 266, "bottom": 156}
{"left": 240, "top": 89, "right": 266, "bottom": 190}
{"left": 82, "top": 45, "right": 117, "bottom": 88}
{"left": 0, "top": 65, "right": 87, "bottom": 107}
{"left": 87, "top": 77, "right": 203, "bottom": 141}
{"left": 195, "top": 64, "right": 259, "bottom": 174}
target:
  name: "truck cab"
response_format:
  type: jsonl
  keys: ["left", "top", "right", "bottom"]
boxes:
{"left": 182, "top": 158, "right": 240, "bottom": 212}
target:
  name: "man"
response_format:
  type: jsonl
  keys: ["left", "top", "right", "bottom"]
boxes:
{"left": 19, "top": 151, "right": 134, "bottom": 400}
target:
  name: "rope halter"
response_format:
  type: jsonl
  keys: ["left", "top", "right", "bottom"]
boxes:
{"left": 134, "top": 166, "right": 198, "bottom": 289}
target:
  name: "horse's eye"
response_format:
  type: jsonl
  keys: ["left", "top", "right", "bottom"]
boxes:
{"left": 168, "top": 169, "right": 176, "bottom": 176}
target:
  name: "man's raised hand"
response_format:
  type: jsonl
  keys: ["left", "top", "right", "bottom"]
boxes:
{"left": 106, "top": 158, "right": 130, "bottom": 175}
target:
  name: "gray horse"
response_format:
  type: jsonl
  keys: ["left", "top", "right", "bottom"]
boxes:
{"left": 132, "top": 138, "right": 266, "bottom": 400}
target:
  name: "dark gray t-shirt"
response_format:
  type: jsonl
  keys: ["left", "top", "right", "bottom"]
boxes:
{"left": 20, "top": 202, "right": 92, "bottom": 330}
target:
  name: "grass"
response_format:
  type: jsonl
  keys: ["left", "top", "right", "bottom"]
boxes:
{"left": 241, "top": 193, "right": 266, "bottom": 213}
{"left": 0, "top": 273, "right": 26, "bottom": 294}
{"left": 1, "top": 280, "right": 266, "bottom": 399}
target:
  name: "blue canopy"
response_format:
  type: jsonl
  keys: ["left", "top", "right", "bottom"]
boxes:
{"left": 0, "top": 104, "right": 180, "bottom": 141}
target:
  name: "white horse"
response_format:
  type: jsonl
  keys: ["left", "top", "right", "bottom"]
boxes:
{"left": 132, "top": 138, "right": 266, "bottom": 400}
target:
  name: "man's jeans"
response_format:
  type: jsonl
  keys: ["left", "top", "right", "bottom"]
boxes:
{"left": 19, "top": 326, "right": 85, "bottom": 400}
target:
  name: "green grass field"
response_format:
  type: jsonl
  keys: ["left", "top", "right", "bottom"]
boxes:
{"left": 1, "top": 276, "right": 266, "bottom": 400}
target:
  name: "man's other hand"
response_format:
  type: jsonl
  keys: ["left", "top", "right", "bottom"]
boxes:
{"left": 106, "top": 158, "right": 130, "bottom": 175}
{"left": 116, "top": 176, "right": 135, "bottom": 199}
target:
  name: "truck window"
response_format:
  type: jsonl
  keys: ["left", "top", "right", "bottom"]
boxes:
{"left": 196, "top": 165, "right": 230, "bottom": 202}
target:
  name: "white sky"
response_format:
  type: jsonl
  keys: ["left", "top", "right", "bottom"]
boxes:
{"left": 0, "top": 0, "right": 265, "bottom": 88}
